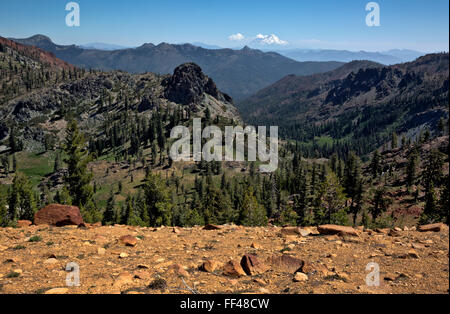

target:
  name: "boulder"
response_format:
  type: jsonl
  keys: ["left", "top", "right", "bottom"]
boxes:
{"left": 418, "top": 223, "right": 448, "bottom": 232}
{"left": 240, "top": 254, "right": 269, "bottom": 276}
{"left": 203, "top": 224, "right": 221, "bottom": 230}
{"left": 17, "top": 220, "right": 32, "bottom": 227}
{"left": 119, "top": 235, "right": 137, "bottom": 247}
{"left": 280, "top": 227, "right": 310, "bottom": 237}
{"left": 317, "top": 224, "right": 358, "bottom": 236}
{"left": 267, "top": 255, "right": 307, "bottom": 274}
{"left": 200, "top": 260, "right": 222, "bottom": 273}
{"left": 34, "top": 204, "right": 83, "bottom": 226}
{"left": 223, "top": 260, "right": 246, "bottom": 277}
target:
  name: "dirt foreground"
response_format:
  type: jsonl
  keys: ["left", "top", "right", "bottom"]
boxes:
{"left": 0, "top": 224, "right": 448, "bottom": 294}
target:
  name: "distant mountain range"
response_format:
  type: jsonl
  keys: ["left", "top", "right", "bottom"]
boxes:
{"left": 9, "top": 35, "right": 344, "bottom": 102}
{"left": 78, "top": 43, "right": 130, "bottom": 50}
{"left": 272, "top": 49, "right": 426, "bottom": 65}
{"left": 241, "top": 53, "right": 449, "bottom": 154}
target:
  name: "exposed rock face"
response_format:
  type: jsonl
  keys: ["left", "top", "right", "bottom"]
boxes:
{"left": 34, "top": 204, "right": 83, "bottom": 226}
{"left": 163, "top": 63, "right": 232, "bottom": 106}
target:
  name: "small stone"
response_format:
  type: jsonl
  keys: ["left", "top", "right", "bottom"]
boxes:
{"left": 171, "top": 264, "right": 190, "bottom": 277}
{"left": 119, "top": 235, "right": 137, "bottom": 247}
{"left": 293, "top": 272, "right": 308, "bottom": 282}
{"left": 44, "top": 288, "right": 69, "bottom": 294}
{"left": 250, "top": 242, "right": 261, "bottom": 249}
{"left": 119, "top": 252, "right": 128, "bottom": 259}
{"left": 113, "top": 272, "right": 134, "bottom": 287}
{"left": 408, "top": 249, "right": 419, "bottom": 259}
{"left": 44, "top": 258, "right": 58, "bottom": 265}
{"left": 97, "top": 247, "right": 106, "bottom": 255}
{"left": 200, "top": 260, "right": 222, "bottom": 273}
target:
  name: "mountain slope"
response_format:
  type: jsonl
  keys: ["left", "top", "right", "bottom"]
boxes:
{"left": 0, "top": 38, "right": 241, "bottom": 152}
{"left": 10, "top": 35, "right": 344, "bottom": 101}
{"left": 241, "top": 54, "right": 449, "bottom": 156}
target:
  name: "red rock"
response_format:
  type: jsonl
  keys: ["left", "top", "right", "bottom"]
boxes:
{"left": 17, "top": 220, "right": 32, "bottom": 227}
{"left": 375, "top": 228, "right": 390, "bottom": 234}
{"left": 240, "top": 254, "right": 269, "bottom": 276}
{"left": 170, "top": 264, "right": 190, "bottom": 277}
{"left": 119, "top": 235, "right": 138, "bottom": 247}
{"left": 267, "top": 255, "right": 307, "bottom": 273}
{"left": 34, "top": 204, "right": 84, "bottom": 226}
{"left": 200, "top": 260, "right": 222, "bottom": 273}
{"left": 317, "top": 224, "right": 358, "bottom": 236}
{"left": 203, "top": 224, "right": 221, "bottom": 230}
{"left": 223, "top": 260, "right": 246, "bottom": 277}
{"left": 388, "top": 229, "right": 401, "bottom": 237}
{"left": 418, "top": 223, "right": 448, "bottom": 232}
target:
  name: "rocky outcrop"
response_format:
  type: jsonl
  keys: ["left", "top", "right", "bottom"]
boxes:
{"left": 34, "top": 204, "right": 83, "bottom": 226}
{"left": 163, "top": 63, "right": 232, "bottom": 106}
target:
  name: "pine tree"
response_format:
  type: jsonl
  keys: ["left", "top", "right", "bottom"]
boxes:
{"left": 423, "top": 149, "right": 444, "bottom": 190}
{"left": 420, "top": 182, "right": 439, "bottom": 225}
{"left": 0, "top": 186, "right": 8, "bottom": 226}
{"left": 406, "top": 148, "right": 420, "bottom": 188}
{"left": 239, "top": 186, "right": 267, "bottom": 226}
{"left": 439, "top": 175, "right": 449, "bottom": 225}
{"left": 391, "top": 132, "right": 398, "bottom": 149}
{"left": 102, "top": 190, "right": 116, "bottom": 225}
{"left": 344, "top": 152, "right": 362, "bottom": 223}
{"left": 369, "top": 186, "right": 392, "bottom": 222}
{"left": 142, "top": 172, "right": 172, "bottom": 226}
{"left": 63, "top": 120, "right": 96, "bottom": 220}
{"left": 313, "top": 172, "right": 348, "bottom": 225}
{"left": 7, "top": 173, "right": 36, "bottom": 221}
{"left": 370, "top": 150, "right": 381, "bottom": 179}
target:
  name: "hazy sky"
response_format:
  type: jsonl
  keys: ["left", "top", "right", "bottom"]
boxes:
{"left": 1, "top": 0, "right": 448, "bottom": 52}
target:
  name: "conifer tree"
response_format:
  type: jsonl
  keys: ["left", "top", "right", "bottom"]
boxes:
{"left": 0, "top": 186, "right": 8, "bottom": 226}
{"left": 103, "top": 190, "right": 116, "bottom": 225}
{"left": 142, "top": 172, "right": 172, "bottom": 226}
{"left": 239, "top": 186, "right": 267, "bottom": 226}
{"left": 63, "top": 120, "right": 97, "bottom": 221}
{"left": 7, "top": 173, "right": 36, "bottom": 221}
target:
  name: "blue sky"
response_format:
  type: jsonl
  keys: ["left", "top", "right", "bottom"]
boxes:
{"left": 0, "top": 0, "right": 448, "bottom": 52}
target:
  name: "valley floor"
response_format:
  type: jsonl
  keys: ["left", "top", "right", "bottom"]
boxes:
{"left": 0, "top": 224, "right": 448, "bottom": 294}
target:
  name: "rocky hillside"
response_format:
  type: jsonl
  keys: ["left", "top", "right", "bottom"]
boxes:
{"left": 10, "top": 35, "right": 344, "bottom": 101}
{"left": 0, "top": 222, "right": 448, "bottom": 294}
{"left": 241, "top": 54, "right": 449, "bottom": 156}
{"left": 0, "top": 39, "right": 241, "bottom": 152}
